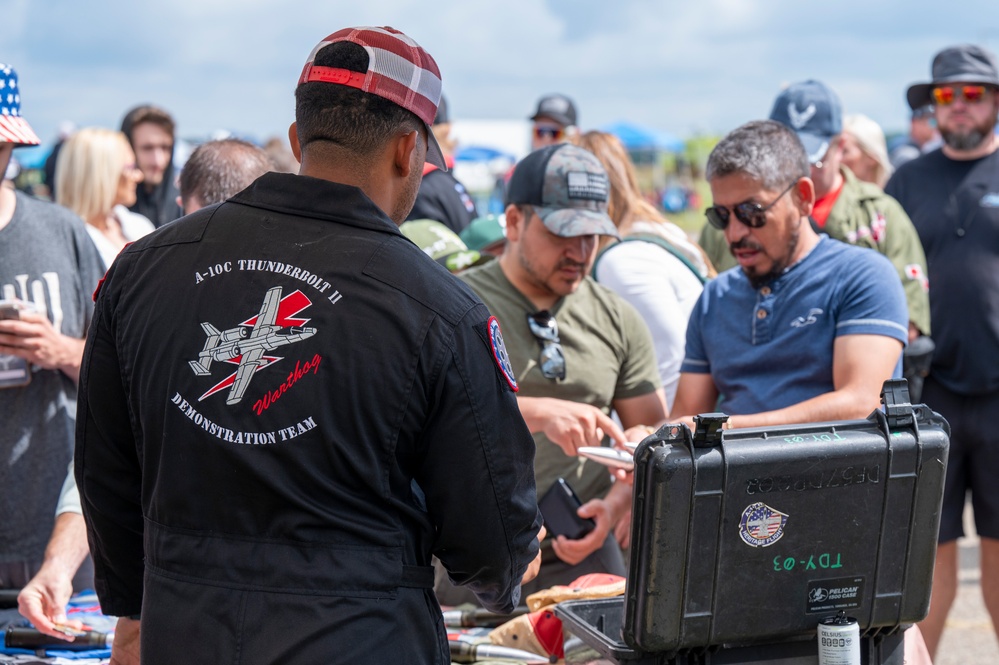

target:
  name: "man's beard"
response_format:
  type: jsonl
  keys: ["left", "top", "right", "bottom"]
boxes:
{"left": 731, "top": 223, "right": 801, "bottom": 289}
{"left": 940, "top": 114, "right": 997, "bottom": 151}
{"left": 517, "top": 251, "right": 586, "bottom": 298}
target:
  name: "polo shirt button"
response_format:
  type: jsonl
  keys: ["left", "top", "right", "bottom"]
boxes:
{"left": 760, "top": 286, "right": 772, "bottom": 296}
{"left": 757, "top": 310, "right": 768, "bottom": 319}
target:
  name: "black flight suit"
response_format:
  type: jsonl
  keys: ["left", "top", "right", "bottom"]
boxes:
{"left": 76, "top": 172, "right": 541, "bottom": 665}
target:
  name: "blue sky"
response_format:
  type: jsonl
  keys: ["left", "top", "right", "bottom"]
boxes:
{"left": 6, "top": 0, "right": 999, "bottom": 146}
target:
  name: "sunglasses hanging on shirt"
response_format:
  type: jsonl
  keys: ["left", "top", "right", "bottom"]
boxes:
{"left": 526, "top": 310, "right": 566, "bottom": 381}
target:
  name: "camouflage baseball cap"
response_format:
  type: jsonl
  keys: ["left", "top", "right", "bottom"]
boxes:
{"left": 506, "top": 144, "right": 619, "bottom": 238}
{"left": 400, "top": 219, "right": 485, "bottom": 273}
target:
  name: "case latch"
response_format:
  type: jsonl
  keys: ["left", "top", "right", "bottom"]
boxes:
{"left": 881, "top": 379, "right": 915, "bottom": 430}
{"left": 692, "top": 413, "right": 729, "bottom": 448}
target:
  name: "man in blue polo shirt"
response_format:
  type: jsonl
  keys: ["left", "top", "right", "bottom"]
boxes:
{"left": 672, "top": 120, "right": 908, "bottom": 428}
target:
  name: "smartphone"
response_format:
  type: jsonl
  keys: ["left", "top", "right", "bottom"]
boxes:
{"left": 538, "top": 477, "right": 595, "bottom": 540}
{"left": 0, "top": 300, "right": 30, "bottom": 389}
{"left": 0, "top": 302, "right": 20, "bottom": 321}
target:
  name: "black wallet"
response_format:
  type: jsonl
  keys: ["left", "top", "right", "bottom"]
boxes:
{"left": 538, "top": 477, "right": 596, "bottom": 540}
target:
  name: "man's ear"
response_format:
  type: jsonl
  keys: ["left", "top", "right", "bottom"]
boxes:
{"left": 503, "top": 204, "right": 523, "bottom": 242}
{"left": 794, "top": 177, "right": 816, "bottom": 217}
{"left": 393, "top": 129, "right": 419, "bottom": 177}
{"left": 288, "top": 123, "right": 302, "bottom": 163}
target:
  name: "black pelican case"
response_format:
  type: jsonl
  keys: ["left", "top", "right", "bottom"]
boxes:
{"left": 555, "top": 380, "right": 950, "bottom": 664}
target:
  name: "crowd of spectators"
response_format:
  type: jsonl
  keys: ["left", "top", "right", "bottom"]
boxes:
{"left": 0, "top": 35, "right": 997, "bottom": 664}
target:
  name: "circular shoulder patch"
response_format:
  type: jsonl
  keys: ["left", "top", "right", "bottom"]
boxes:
{"left": 488, "top": 316, "right": 518, "bottom": 392}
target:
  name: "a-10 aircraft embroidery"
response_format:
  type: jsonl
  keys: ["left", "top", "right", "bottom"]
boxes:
{"left": 189, "top": 286, "right": 317, "bottom": 405}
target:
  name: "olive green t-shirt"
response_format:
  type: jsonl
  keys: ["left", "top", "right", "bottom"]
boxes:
{"left": 460, "top": 259, "right": 661, "bottom": 503}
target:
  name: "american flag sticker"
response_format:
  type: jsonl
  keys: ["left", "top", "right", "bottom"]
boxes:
{"left": 739, "top": 502, "right": 788, "bottom": 548}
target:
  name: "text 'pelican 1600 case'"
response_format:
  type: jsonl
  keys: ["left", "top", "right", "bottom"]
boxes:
{"left": 555, "top": 380, "right": 950, "bottom": 664}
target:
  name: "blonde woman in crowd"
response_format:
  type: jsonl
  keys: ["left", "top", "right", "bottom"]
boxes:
{"left": 842, "top": 114, "right": 893, "bottom": 189}
{"left": 573, "top": 130, "right": 714, "bottom": 411}
{"left": 56, "top": 128, "right": 154, "bottom": 269}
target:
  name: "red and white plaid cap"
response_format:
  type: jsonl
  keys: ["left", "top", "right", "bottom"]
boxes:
{"left": 298, "top": 26, "right": 447, "bottom": 170}
{"left": 0, "top": 64, "right": 41, "bottom": 147}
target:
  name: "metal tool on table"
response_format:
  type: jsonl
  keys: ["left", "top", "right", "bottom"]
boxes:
{"left": 0, "top": 589, "right": 19, "bottom": 609}
{"left": 442, "top": 605, "right": 530, "bottom": 628}
{"left": 448, "top": 639, "right": 552, "bottom": 664}
{"left": 4, "top": 625, "right": 113, "bottom": 650}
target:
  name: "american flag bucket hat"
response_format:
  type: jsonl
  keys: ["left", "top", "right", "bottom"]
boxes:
{"left": 298, "top": 26, "right": 447, "bottom": 170}
{"left": 0, "top": 64, "right": 41, "bottom": 147}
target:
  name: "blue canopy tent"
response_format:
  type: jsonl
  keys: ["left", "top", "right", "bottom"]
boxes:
{"left": 600, "top": 121, "right": 685, "bottom": 153}
{"left": 454, "top": 145, "right": 516, "bottom": 163}
{"left": 599, "top": 121, "right": 691, "bottom": 212}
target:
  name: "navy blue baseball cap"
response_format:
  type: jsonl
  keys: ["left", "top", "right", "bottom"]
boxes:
{"left": 769, "top": 80, "right": 842, "bottom": 165}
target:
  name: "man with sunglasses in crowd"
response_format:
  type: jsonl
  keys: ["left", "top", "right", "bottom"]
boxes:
{"left": 884, "top": 44, "right": 999, "bottom": 660}
{"left": 459, "top": 143, "right": 667, "bottom": 593}
{"left": 671, "top": 120, "right": 907, "bottom": 433}
{"left": 700, "top": 81, "right": 931, "bottom": 346}
{"left": 530, "top": 94, "right": 578, "bottom": 150}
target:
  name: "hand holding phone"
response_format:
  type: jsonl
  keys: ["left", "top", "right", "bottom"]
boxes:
{"left": 0, "top": 301, "right": 21, "bottom": 321}
{"left": 0, "top": 300, "right": 31, "bottom": 388}
{"left": 538, "top": 477, "right": 595, "bottom": 540}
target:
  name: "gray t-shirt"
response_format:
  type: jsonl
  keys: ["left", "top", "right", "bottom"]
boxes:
{"left": 0, "top": 191, "right": 104, "bottom": 567}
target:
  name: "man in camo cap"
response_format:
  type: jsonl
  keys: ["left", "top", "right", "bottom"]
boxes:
{"left": 457, "top": 143, "right": 667, "bottom": 592}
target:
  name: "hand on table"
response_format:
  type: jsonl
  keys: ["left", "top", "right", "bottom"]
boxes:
{"left": 17, "top": 567, "right": 84, "bottom": 640}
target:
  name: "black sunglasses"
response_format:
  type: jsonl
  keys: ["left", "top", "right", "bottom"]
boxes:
{"left": 533, "top": 126, "right": 565, "bottom": 140}
{"left": 526, "top": 310, "right": 566, "bottom": 381}
{"left": 705, "top": 181, "right": 798, "bottom": 230}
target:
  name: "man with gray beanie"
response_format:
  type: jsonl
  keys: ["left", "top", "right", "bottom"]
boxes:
{"left": 885, "top": 44, "right": 999, "bottom": 659}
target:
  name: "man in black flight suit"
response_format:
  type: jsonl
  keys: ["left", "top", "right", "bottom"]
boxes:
{"left": 76, "top": 25, "right": 542, "bottom": 665}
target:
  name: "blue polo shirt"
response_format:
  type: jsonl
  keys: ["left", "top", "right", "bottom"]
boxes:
{"left": 681, "top": 236, "right": 908, "bottom": 415}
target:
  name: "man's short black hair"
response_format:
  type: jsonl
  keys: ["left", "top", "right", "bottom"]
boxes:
{"left": 294, "top": 42, "right": 422, "bottom": 157}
